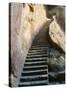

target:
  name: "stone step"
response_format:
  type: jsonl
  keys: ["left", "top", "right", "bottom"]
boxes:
{"left": 29, "top": 50, "right": 48, "bottom": 54}
{"left": 25, "top": 58, "right": 47, "bottom": 62}
{"left": 27, "top": 54, "right": 48, "bottom": 58}
{"left": 31, "top": 44, "right": 49, "bottom": 48}
{"left": 22, "top": 70, "right": 47, "bottom": 76}
{"left": 20, "top": 74, "right": 48, "bottom": 79}
{"left": 29, "top": 48, "right": 48, "bottom": 52}
{"left": 18, "top": 80, "right": 48, "bottom": 87}
{"left": 27, "top": 53, "right": 48, "bottom": 57}
{"left": 23, "top": 66, "right": 48, "bottom": 71}
{"left": 24, "top": 62, "right": 48, "bottom": 67}
{"left": 30, "top": 47, "right": 48, "bottom": 50}
{"left": 23, "top": 65, "right": 48, "bottom": 68}
{"left": 28, "top": 51, "right": 48, "bottom": 55}
{"left": 26, "top": 57, "right": 48, "bottom": 61}
{"left": 20, "top": 76, "right": 48, "bottom": 82}
{"left": 23, "top": 69, "right": 48, "bottom": 73}
{"left": 25, "top": 60, "right": 48, "bottom": 64}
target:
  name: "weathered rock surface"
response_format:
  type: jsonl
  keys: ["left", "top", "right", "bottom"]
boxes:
{"left": 10, "top": 3, "right": 51, "bottom": 87}
{"left": 47, "top": 7, "right": 65, "bottom": 83}
{"left": 49, "top": 16, "right": 65, "bottom": 52}
{"left": 48, "top": 55, "right": 65, "bottom": 72}
{"left": 48, "top": 48, "right": 65, "bottom": 84}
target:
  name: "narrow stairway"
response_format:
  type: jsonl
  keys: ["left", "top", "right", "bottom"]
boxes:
{"left": 18, "top": 43, "right": 49, "bottom": 87}
{"left": 18, "top": 27, "right": 49, "bottom": 87}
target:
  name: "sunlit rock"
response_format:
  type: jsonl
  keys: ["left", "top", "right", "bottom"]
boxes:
{"left": 49, "top": 16, "right": 65, "bottom": 52}
{"left": 10, "top": 3, "right": 51, "bottom": 86}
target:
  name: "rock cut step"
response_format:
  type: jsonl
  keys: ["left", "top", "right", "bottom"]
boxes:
{"left": 21, "top": 70, "right": 47, "bottom": 76}
{"left": 18, "top": 80, "right": 48, "bottom": 87}
{"left": 31, "top": 44, "right": 49, "bottom": 48}
{"left": 23, "top": 69, "right": 48, "bottom": 73}
{"left": 23, "top": 65, "right": 48, "bottom": 68}
{"left": 28, "top": 51, "right": 48, "bottom": 55}
{"left": 26, "top": 57, "right": 48, "bottom": 61}
{"left": 25, "top": 60, "right": 48, "bottom": 64}
{"left": 30, "top": 47, "right": 48, "bottom": 50}
{"left": 27, "top": 54, "right": 48, "bottom": 58}
{"left": 20, "top": 77, "right": 48, "bottom": 82}
{"left": 25, "top": 58, "right": 47, "bottom": 62}
{"left": 23, "top": 66, "right": 48, "bottom": 71}
{"left": 20, "top": 74, "right": 48, "bottom": 79}
{"left": 24, "top": 62, "right": 48, "bottom": 67}
{"left": 29, "top": 49, "right": 48, "bottom": 53}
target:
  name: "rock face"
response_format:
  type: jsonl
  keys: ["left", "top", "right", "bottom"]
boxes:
{"left": 48, "top": 15, "right": 65, "bottom": 82}
{"left": 10, "top": 3, "right": 51, "bottom": 87}
{"left": 48, "top": 54, "right": 65, "bottom": 72}
{"left": 47, "top": 7, "right": 65, "bottom": 83}
{"left": 49, "top": 16, "right": 65, "bottom": 52}
{"left": 48, "top": 47, "right": 65, "bottom": 84}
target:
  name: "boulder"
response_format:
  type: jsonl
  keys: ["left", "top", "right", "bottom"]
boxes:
{"left": 49, "top": 16, "right": 65, "bottom": 52}
{"left": 48, "top": 54, "right": 65, "bottom": 72}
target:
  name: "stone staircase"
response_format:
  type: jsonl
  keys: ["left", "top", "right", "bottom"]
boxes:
{"left": 18, "top": 44, "right": 49, "bottom": 87}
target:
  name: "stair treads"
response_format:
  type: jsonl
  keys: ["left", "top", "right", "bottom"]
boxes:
{"left": 18, "top": 44, "right": 49, "bottom": 87}
{"left": 23, "top": 65, "right": 48, "bottom": 68}
{"left": 25, "top": 60, "right": 48, "bottom": 64}
{"left": 23, "top": 69, "right": 48, "bottom": 73}
{"left": 26, "top": 59, "right": 47, "bottom": 62}
{"left": 31, "top": 44, "right": 49, "bottom": 47}
{"left": 29, "top": 49, "right": 48, "bottom": 52}
{"left": 22, "top": 71, "right": 47, "bottom": 76}
{"left": 20, "top": 74, "right": 48, "bottom": 79}
{"left": 24, "top": 62, "right": 48, "bottom": 66}
{"left": 18, "top": 80, "right": 48, "bottom": 87}
{"left": 20, "top": 77, "right": 48, "bottom": 82}
{"left": 27, "top": 54, "right": 48, "bottom": 57}
{"left": 26, "top": 57, "right": 48, "bottom": 60}
{"left": 30, "top": 47, "right": 48, "bottom": 50}
{"left": 28, "top": 52, "right": 48, "bottom": 55}
{"left": 28, "top": 51, "right": 48, "bottom": 54}
{"left": 27, "top": 54, "right": 48, "bottom": 58}
{"left": 23, "top": 66, "right": 48, "bottom": 71}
